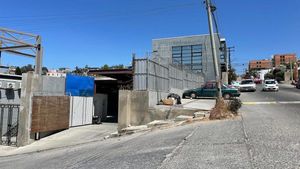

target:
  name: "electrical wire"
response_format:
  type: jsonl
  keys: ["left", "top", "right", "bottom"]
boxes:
{"left": 1, "top": 2, "right": 199, "bottom": 33}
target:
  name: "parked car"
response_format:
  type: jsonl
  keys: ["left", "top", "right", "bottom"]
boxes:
{"left": 239, "top": 79, "right": 256, "bottom": 92}
{"left": 296, "top": 79, "right": 300, "bottom": 89}
{"left": 231, "top": 81, "right": 240, "bottom": 89}
{"left": 262, "top": 79, "right": 279, "bottom": 91}
{"left": 182, "top": 82, "right": 240, "bottom": 99}
{"left": 254, "top": 78, "right": 262, "bottom": 84}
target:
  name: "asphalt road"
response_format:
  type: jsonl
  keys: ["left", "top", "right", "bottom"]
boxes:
{"left": 0, "top": 84, "right": 299, "bottom": 169}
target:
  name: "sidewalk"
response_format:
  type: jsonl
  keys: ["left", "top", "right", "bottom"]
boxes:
{"left": 279, "top": 83, "right": 295, "bottom": 88}
{"left": 181, "top": 98, "right": 215, "bottom": 110}
{"left": 0, "top": 123, "right": 117, "bottom": 157}
{"left": 0, "top": 100, "right": 215, "bottom": 157}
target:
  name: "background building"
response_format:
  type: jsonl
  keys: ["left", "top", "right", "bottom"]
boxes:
{"left": 46, "top": 70, "right": 66, "bottom": 77}
{"left": 249, "top": 59, "right": 272, "bottom": 71}
{"left": 273, "top": 53, "right": 297, "bottom": 68}
{"left": 152, "top": 34, "right": 227, "bottom": 81}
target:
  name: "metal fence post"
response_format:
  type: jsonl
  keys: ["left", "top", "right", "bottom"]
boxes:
{"left": 146, "top": 59, "right": 149, "bottom": 90}
{"left": 0, "top": 107, "right": 3, "bottom": 145}
{"left": 7, "top": 105, "right": 13, "bottom": 145}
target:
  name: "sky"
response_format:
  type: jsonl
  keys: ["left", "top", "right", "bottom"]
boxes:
{"left": 1, "top": 0, "right": 299, "bottom": 74}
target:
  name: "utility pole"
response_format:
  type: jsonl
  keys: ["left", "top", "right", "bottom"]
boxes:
{"left": 227, "top": 46, "right": 235, "bottom": 70}
{"left": 0, "top": 51, "right": 1, "bottom": 67}
{"left": 205, "top": 0, "right": 222, "bottom": 99}
{"left": 290, "top": 59, "right": 293, "bottom": 81}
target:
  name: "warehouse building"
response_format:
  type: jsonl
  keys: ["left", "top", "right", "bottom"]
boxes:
{"left": 152, "top": 34, "right": 227, "bottom": 81}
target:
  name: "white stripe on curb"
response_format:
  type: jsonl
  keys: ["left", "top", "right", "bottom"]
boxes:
{"left": 243, "top": 101, "right": 300, "bottom": 105}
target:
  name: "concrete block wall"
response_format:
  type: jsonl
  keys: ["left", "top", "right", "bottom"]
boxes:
{"left": 17, "top": 72, "right": 66, "bottom": 146}
{"left": 118, "top": 90, "right": 202, "bottom": 131}
{"left": 118, "top": 90, "right": 149, "bottom": 131}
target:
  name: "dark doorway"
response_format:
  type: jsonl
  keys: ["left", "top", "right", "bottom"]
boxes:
{"left": 90, "top": 68, "right": 133, "bottom": 123}
{"left": 95, "top": 80, "right": 118, "bottom": 123}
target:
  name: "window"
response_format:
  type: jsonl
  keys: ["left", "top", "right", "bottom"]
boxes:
{"left": 172, "top": 44, "right": 203, "bottom": 72}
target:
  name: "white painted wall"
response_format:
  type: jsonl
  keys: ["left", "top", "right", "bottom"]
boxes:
{"left": 69, "top": 97, "right": 94, "bottom": 127}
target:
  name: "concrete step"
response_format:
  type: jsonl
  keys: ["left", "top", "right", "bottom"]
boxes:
{"left": 175, "top": 115, "right": 194, "bottom": 122}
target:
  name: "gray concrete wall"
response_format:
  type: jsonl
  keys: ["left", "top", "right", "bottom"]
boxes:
{"left": 31, "top": 75, "right": 65, "bottom": 96}
{"left": 118, "top": 90, "right": 149, "bottom": 131}
{"left": 148, "top": 91, "right": 168, "bottom": 107}
{"left": 118, "top": 90, "right": 203, "bottom": 131}
{"left": 148, "top": 89, "right": 183, "bottom": 107}
{"left": 17, "top": 72, "right": 66, "bottom": 146}
{"left": 152, "top": 34, "right": 222, "bottom": 81}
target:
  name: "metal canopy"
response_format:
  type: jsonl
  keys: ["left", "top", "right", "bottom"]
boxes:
{"left": 0, "top": 27, "right": 43, "bottom": 75}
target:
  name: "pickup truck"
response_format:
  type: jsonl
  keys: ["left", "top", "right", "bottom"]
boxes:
{"left": 182, "top": 82, "right": 241, "bottom": 99}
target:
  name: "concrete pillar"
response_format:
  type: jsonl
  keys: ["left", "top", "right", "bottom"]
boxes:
{"left": 284, "top": 72, "right": 291, "bottom": 82}
{"left": 17, "top": 72, "right": 35, "bottom": 146}
{"left": 222, "top": 72, "right": 228, "bottom": 84}
{"left": 294, "top": 63, "right": 298, "bottom": 81}
{"left": 118, "top": 90, "right": 131, "bottom": 132}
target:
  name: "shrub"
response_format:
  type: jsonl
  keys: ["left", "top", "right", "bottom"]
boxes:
{"left": 227, "top": 98, "right": 242, "bottom": 114}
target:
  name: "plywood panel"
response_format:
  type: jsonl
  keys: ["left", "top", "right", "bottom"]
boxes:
{"left": 31, "top": 96, "right": 70, "bottom": 133}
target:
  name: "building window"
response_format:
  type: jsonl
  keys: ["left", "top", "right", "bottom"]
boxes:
{"left": 172, "top": 45, "right": 203, "bottom": 72}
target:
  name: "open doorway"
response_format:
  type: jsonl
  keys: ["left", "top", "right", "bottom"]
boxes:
{"left": 91, "top": 69, "right": 133, "bottom": 123}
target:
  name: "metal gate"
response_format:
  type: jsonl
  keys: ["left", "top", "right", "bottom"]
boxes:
{"left": 0, "top": 104, "right": 20, "bottom": 146}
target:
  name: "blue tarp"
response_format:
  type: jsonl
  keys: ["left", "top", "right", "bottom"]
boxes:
{"left": 65, "top": 74, "right": 94, "bottom": 97}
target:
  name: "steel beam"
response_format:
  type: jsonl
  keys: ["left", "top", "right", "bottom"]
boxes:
{"left": 0, "top": 36, "right": 36, "bottom": 47}
{"left": 6, "top": 50, "right": 36, "bottom": 58}
{"left": 0, "top": 27, "right": 37, "bottom": 37}
{"left": 0, "top": 27, "right": 43, "bottom": 75}
{"left": 0, "top": 45, "right": 33, "bottom": 51}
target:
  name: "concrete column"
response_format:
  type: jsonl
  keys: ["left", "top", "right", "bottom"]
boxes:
{"left": 118, "top": 90, "right": 131, "bottom": 132}
{"left": 17, "top": 72, "right": 35, "bottom": 146}
{"left": 222, "top": 72, "right": 228, "bottom": 84}
{"left": 284, "top": 72, "right": 291, "bottom": 82}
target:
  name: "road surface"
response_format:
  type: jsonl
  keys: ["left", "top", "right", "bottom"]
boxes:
{"left": 0, "top": 84, "right": 299, "bottom": 169}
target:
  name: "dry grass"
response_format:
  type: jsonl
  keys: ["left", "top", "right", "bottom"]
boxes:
{"left": 209, "top": 98, "right": 237, "bottom": 120}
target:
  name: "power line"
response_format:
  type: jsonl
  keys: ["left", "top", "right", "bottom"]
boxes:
{"left": 227, "top": 46, "right": 235, "bottom": 69}
{"left": 0, "top": 2, "right": 197, "bottom": 22}
{"left": 1, "top": 2, "right": 199, "bottom": 32}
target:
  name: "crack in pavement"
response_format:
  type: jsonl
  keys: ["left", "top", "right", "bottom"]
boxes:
{"left": 241, "top": 114, "right": 255, "bottom": 169}
{"left": 157, "top": 126, "right": 198, "bottom": 169}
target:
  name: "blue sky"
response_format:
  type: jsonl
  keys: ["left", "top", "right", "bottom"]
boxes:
{"left": 1, "top": 0, "right": 299, "bottom": 74}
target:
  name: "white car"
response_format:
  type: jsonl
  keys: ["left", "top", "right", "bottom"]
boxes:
{"left": 239, "top": 79, "right": 256, "bottom": 92}
{"left": 231, "top": 81, "right": 240, "bottom": 89}
{"left": 262, "top": 79, "right": 279, "bottom": 92}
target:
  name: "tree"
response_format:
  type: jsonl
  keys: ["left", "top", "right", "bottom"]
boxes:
{"left": 101, "top": 64, "right": 109, "bottom": 70}
{"left": 228, "top": 68, "right": 237, "bottom": 84}
{"left": 249, "top": 70, "right": 258, "bottom": 78}
{"left": 110, "top": 64, "right": 124, "bottom": 69}
{"left": 73, "top": 66, "right": 84, "bottom": 74}
{"left": 42, "top": 67, "right": 48, "bottom": 75}
{"left": 20, "top": 64, "right": 34, "bottom": 73}
{"left": 274, "top": 71, "right": 284, "bottom": 82}
{"left": 264, "top": 72, "right": 274, "bottom": 79}
{"left": 15, "top": 67, "right": 22, "bottom": 75}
